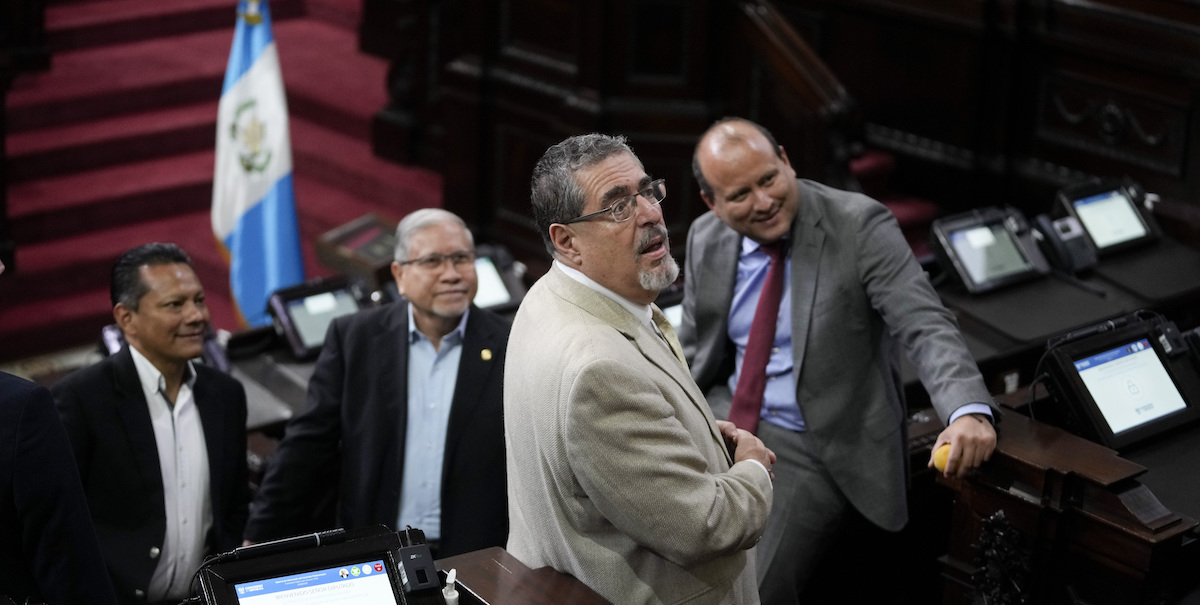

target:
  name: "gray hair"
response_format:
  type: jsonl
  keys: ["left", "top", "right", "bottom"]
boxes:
{"left": 530, "top": 133, "right": 640, "bottom": 256}
{"left": 393, "top": 208, "right": 474, "bottom": 262}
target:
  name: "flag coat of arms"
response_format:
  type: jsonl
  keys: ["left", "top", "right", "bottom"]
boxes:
{"left": 213, "top": 0, "right": 304, "bottom": 327}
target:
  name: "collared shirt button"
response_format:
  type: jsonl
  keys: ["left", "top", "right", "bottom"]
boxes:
{"left": 134, "top": 589, "right": 146, "bottom": 599}
{"left": 149, "top": 546, "right": 161, "bottom": 559}
{"left": 772, "top": 346, "right": 780, "bottom": 353}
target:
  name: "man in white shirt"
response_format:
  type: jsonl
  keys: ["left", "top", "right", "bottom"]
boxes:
{"left": 53, "top": 243, "right": 249, "bottom": 605}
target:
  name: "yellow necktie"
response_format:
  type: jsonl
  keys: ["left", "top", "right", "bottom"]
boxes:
{"left": 652, "top": 307, "right": 687, "bottom": 365}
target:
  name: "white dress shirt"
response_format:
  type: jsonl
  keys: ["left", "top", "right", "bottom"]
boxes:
{"left": 130, "top": 347, "right": 212, "bottom": 602}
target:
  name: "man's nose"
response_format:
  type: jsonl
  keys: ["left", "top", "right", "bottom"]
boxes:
{"left": 185, "top": 302, "right": 208, "bottom": 323}
{"left": 753, "top": 187, "right": 774, "bottom": 211}
{"left": 439, "top": 260, "right": 464, "bottom": 281}
{"left": 636, "top": 194, "right": 664, "bottom": 225}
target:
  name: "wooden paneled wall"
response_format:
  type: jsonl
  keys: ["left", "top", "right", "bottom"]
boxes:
{"left": 365, "top": 0, "right": 1200, "bottom": 271}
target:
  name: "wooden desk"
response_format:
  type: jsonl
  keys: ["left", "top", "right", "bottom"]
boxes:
{"left": 436, "top": 547, "right": 610, "bottom": 605}
{"left": 938, "top": 411, "right": 1199, "bottom": 604}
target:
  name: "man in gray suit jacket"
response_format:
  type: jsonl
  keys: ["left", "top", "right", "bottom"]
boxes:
{"left": 505, "top": 133, "right": 775, "bottom": 605}
{"left": 682, "top": 118, "right": 998, "bottom": 604}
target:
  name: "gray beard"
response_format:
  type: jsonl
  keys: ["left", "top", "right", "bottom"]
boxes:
{"left": 639, "top": 255, "right": 680, "bottom": 292}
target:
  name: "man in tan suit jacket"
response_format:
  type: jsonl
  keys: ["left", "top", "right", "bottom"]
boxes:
{"left": 504, "top": 133, "right": 775, "bottom": 605}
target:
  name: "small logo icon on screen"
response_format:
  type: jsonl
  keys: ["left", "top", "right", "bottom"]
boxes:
{"left": 374, "top": 563, "right": 384, "bottom": 573}
{"left": 350, "top": 566, "right": 361, "bottom": 576}
{"left": 339, "top": 568, "right": 349, "bottom": 578}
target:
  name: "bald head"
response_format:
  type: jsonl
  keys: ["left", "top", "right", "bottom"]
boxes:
{"left": 692, "top": 118, "right": 784, "bottom": 200}
{"left": 692, "top": 118, "right": 799, "bottom": 245}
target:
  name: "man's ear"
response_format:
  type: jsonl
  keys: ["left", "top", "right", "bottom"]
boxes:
{"left": 700, "top": 191, "right": 716, "bottom": 211}
{"left": 390, "top": 261, "right": 406, "bottom": 298}
{"left": 549, "top": 224, "right": 582, "bottom": 264}
{"left": 113, "top": 303, "right": 134, "bottom": 333}
{"left": 778, "top": 145, "right": 793, "bottom": 168}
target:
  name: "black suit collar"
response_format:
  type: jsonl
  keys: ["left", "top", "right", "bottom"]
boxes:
{"left": 380, "top": 302, "right": 504, "bottom": 508}
{"left": 109, "top": 347, "right": 165, "bottom": 497}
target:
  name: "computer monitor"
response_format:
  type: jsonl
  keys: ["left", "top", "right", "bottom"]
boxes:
{"left": 268, "top": 277, "right": 363, "bottom": 360}
{"left": 198, "top": 527, "right": 440, "bottom": 605}
{"left": 1045, "top": 319, "right": 1200, "bottom": 450}
{"left": 1059, "top": 180, "right": 1159, "bottom": 256}
{"left": 231, "top": 558, "right": 396, "bottom": 605}
{"left": 473, "top": 256, "right": 513, "bottom": 309}
{"left": 949, "top": 223, "right": 1034, "bottom": 286}
{"left": 931, "top": 207, "right": 1049, "bottom": 294}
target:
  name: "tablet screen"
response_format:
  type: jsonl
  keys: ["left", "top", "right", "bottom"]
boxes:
{"left": 1072, "top": 338, "right": 1187, "bottom": 435}
{"left": 234, "top": 559, "right": 397, "bottom": 605}
{"left": 286, "top": 289, "right": 361, "bottom": 349}
{"left": 1072, "top": 189, "right": 1147, "bottom": 250}
{"left": 473, "top": 256, "right": 512, "bottom": 308}
{"left": 948, "top": 223, "right": 1034, "bottom": 286}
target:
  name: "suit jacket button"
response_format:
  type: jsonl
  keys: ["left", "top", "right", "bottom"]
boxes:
{"left": 134, "top": 589, "right": 146, "bottom": 599}
{"left": 149, "top": 546, "right": 161, "bottom": 559}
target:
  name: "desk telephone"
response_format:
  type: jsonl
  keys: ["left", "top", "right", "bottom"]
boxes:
{"left": 1033, "top": 214, "right": 1097, "bottom": 274}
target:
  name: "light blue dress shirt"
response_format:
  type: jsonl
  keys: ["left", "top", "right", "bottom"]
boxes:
{"left": 727, "top": 238, "right": 991, "bottom": 432}
{"left": 727, "top": 237, "right": 805, "bottom": 431}
{"left": 396, "top": 305, "right": 469, "bottom": 540}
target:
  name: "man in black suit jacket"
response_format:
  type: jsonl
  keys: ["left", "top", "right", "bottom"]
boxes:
{"left": 52, "top": 243, "right": 249, "bottom": 605}
{"left": 0, "top": 370, "right": 119, "bottom": 605}
{"left": 245, "top": 209, "right": 509, "bottom": 557}
{"left": 2, "top": 257, "right": 115, "bottom": 604}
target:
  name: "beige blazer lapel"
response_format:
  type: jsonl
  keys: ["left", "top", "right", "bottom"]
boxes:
{"left": 548, "top": 267, "right": 733, "bottom": 465}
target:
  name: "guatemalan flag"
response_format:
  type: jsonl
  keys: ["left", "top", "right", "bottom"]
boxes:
{"left": 212, "top": 0, "right": 304, "bottom": 327}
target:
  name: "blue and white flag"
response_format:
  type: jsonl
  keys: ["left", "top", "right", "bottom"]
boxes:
{"left": 213, "top": 0, "right": 304, "bottom": 327}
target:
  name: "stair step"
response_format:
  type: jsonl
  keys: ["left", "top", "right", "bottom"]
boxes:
{"left": 8, "top": 124, "right": 439, "bottom": 247}
{"left": 7, "top": 28, "right": 232, "bottom": 132}
{"left": 8, "top": 20, "right": 388, "bottom": 134}
{"left": 275, "top": 19, "right": 389, "bottom": 138}
{"left": 6, "top": 209, "right": 229, "bottom": 306}
{"left": 293, "top": 173, "right": 402, "bottom": 238}
{"left": 46, "top": 0, "right": 305, "bottom": 53}
{"left": 4, "top": 170, "right": 405, "bottom": 309}
{"left": 303, "top": 0, "right": 363, "bottom": 33}
{"left": 291, "top": 117, "right": 441, "bottom": 210}
{"left": 7, "top": 101, "right": 219, "bottom": 182}
{"left": 0, "top": 288, "right": 124, "bottom": 363}
{"left": 8, "top": 150, "right": 217, "bottom": 246}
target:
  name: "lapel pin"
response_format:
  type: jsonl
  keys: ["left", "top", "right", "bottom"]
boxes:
{"left": 481, "top": 349, "right": 493, "bottom": 361}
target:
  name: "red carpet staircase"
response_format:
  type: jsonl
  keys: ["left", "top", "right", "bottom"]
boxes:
{"left": 2, "top": 0, "right": 441, "bottom": 363}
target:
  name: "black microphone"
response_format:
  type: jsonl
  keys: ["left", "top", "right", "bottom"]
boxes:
{"left": 1048, "top": 315, "right": 1132, "bottom": 349}
{"left": 213, "top": 529, "right": 347, "bottom": 564}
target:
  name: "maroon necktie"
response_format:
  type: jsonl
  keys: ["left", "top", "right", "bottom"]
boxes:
{"left": 728, "top": 242, "right": 786, "bottom": 434}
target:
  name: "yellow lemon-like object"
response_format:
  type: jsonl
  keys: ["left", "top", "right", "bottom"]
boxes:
{"left": 932, "top": 443, "right": 951, "bottom": 472}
